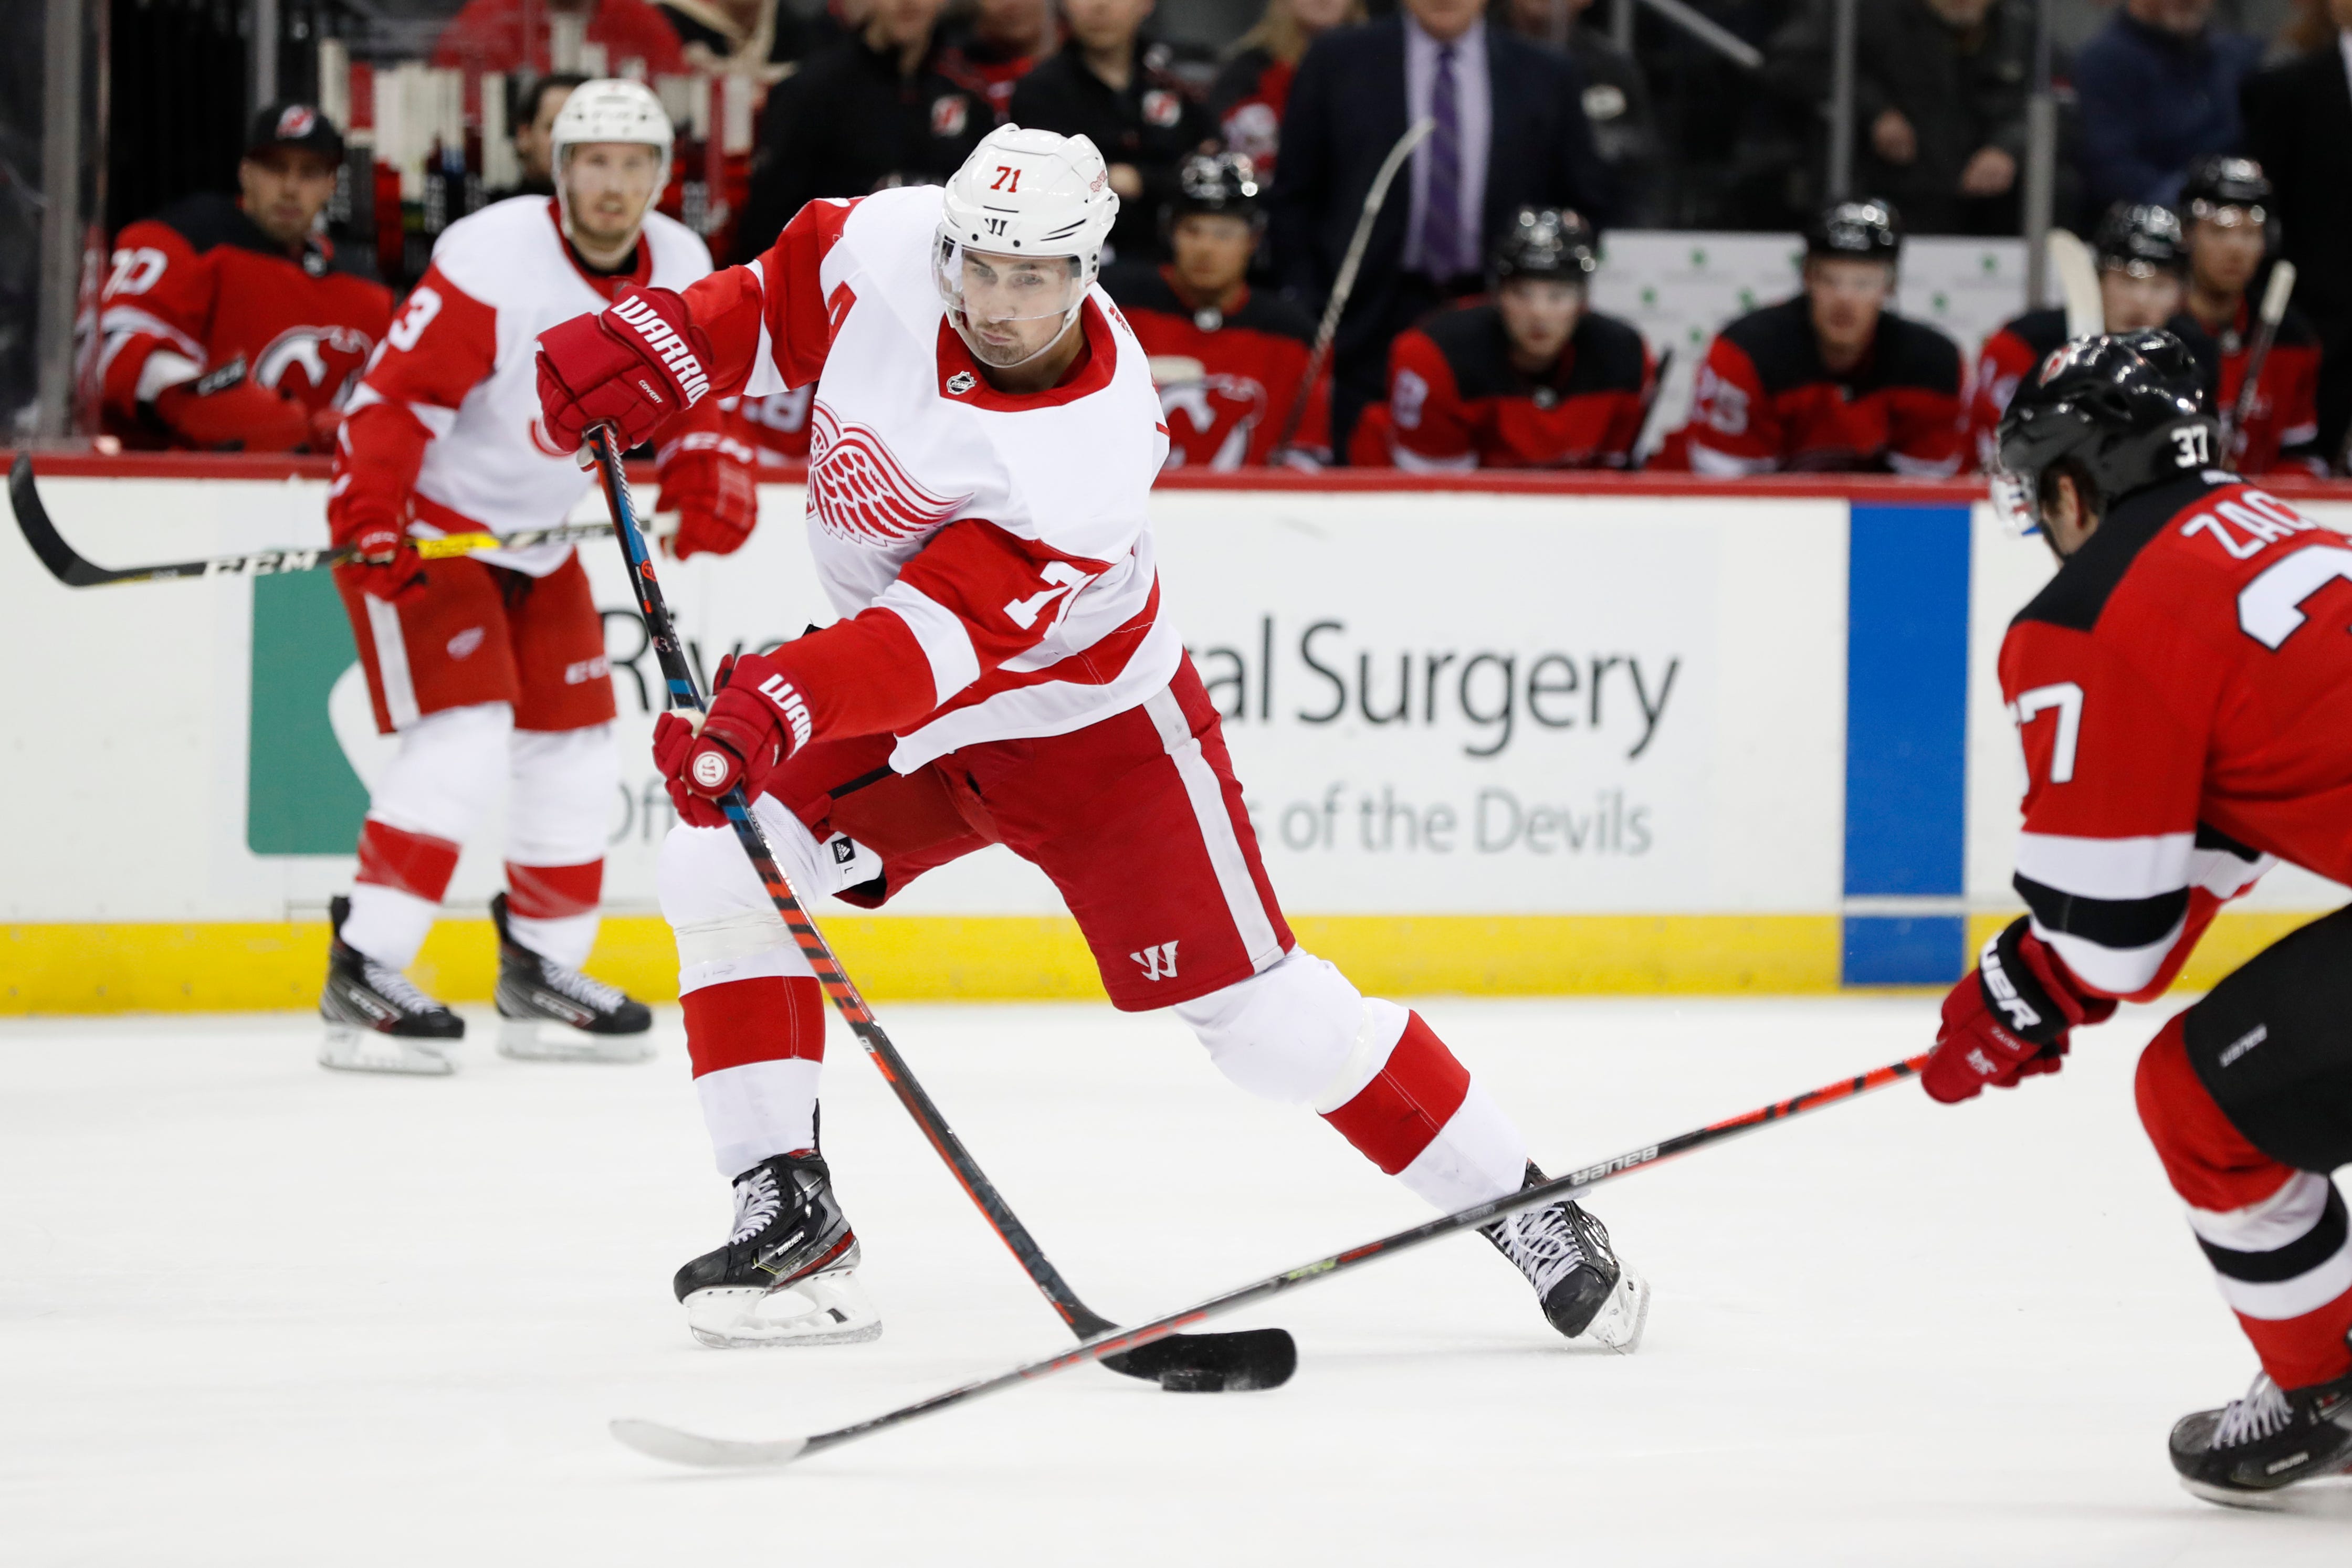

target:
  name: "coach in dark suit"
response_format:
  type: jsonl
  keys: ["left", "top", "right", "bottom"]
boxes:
{"left": 1269, "top": 0, "right": 1617, "bottom": 456}
{"left": 2243, "top": 40, "right": 2352, "bottom": 468}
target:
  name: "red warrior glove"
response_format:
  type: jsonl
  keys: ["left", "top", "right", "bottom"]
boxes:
{"left": 656, "top": 430, "right": 759, "bottom": 560}
{"left": 534, "top": 286, "right": 716, "bottom": 454}
{"left": 1924, "top": 916, "right": 2118, "bottom": 1103}
{"left": 152, "top": 359, "right": 312, "bottom": 452}
{"left": 335, "top": 514, "right": 426, "bottom": 602}
{"left": 652, "top": 651, "right": 815, "bottom": 827}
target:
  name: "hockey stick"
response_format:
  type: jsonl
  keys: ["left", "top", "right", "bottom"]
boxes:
{"left": 2046, "top": 229, "right": 2103, "bottom": 342}
{"left": 582, "top": 425, "right": 1294, "bottom": 1394}
{"left": 1267, "top": 117, "right": 1436, "bottom": 459}
{"left": 2221, "top": 261, "right": 2297, "bottom": 457}
{"left": 8, "top": 454, "right": 613, "bottom": 588}
{"left": 611, "top": 1050, "right": 1932, "bottom": 1469}
{"left": 1627, "top": 347, "right": 1677, "bottom": 471}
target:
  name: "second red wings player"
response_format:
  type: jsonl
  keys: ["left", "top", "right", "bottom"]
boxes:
{"left": 1925, "top": 331, "right": 2352, "bottom": 1502}
{"left": 534, "top": 124, "right": 1649, "bottom": 1353}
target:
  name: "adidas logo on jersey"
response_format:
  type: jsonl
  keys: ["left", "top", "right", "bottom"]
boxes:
{"left": 610, "top": 295, "right": 711, "bottom": 405}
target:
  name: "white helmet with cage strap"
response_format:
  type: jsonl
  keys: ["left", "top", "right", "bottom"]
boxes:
{"left": 549, "top": 78, "right": 675, "bottom": 244}
{"left": 934, "top": 125, "right": 1119, "bottom": 367}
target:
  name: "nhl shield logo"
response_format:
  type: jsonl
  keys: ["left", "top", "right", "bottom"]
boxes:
{"left": 946, "top": 370, "right": 976, "bottom": 395}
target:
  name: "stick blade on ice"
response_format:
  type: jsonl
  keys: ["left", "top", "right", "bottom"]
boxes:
{"left": 610, "top": 1418, "right": 810, "bottom": 1469}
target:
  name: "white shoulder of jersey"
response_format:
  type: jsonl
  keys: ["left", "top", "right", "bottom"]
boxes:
{"left": 828, "top": 185, "right": 946, "bottom": 319}
{"left": 640, "top": 209, "right": 715, "bottom": 286}
{"left": 427, "top": 196, "right": 564, "bottom": 303}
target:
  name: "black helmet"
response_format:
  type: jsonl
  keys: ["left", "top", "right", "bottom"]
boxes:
{"left": 1165, "top": 151, "right": 1262, "bottom": 227}
{"left": 2178, "top": 155, "right": 2276, "bottom": 246}
{"left": 1804, "top": 198, "right": 1902, "bottom": 264}
{"left": 1490, "top": 205, "right": 1599, "bottom": 285}
{"left": 2092, "top": 202, "right": 2186, "bottom": 277}
{"left": 1991, "top": 332, "right": 2219, "bottom": 533}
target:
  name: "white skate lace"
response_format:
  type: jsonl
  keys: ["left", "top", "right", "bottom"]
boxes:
{"left": 1490, "top": 1205, "right": 1591, "bottom": 1298}
{"left": 2214, "top": 1374, "right": 2294, "bottom": 1449}
{"left": 730, "top": 1167, "right": 783, "bottom": 1245}
{"left": 538, "top": 959, "right": 628, "bottom": 1013}
{"left": 361, "top": 958, "right": 442, "bottom": 1016}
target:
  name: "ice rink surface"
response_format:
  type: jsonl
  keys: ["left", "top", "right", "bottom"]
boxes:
{"left": 5, "top": 995, "right": 2350, "bottom": 1566}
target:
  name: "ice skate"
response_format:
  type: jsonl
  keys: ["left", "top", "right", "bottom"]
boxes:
{"left": 318, "top": 895, "right": 463, "bottom": 1076}
{"left": 674, "top": 1149, "right": 879, "bottom": 1349}
{"left": 2170, "top": 1363, "right": 2352, "bottom": 1508}
{"left": 1483, "top": 1164, "right": 1648, "bottom": 1352}
{"left": 490, "top": 893, "right": 654, "bottom": 1063}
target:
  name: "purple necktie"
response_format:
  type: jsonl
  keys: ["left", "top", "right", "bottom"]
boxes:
{"left": 1423, "top": 42, "right": 1465, "bottom": 280}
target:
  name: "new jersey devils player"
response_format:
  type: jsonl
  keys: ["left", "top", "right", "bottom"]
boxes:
{"left": 534, "top": 124, "right": 1648, "bottom": 1352}
{"left": 94, "top": 104, "right": 392, "bottom": 453}
{"left": 1100, "top": 151, "right": 1330, "bottom": 470}
{"left": 1672, "top": 199, "right": 1964, "bottom": 477}
{"left": 318, "top": 79, "right": 757, "bottom": 1075}
{"left": 1932, "top": 331, "right": 2352, "bottom": 1503}
{"left": 2176, "top": 156, "right": 2326, "bottom": 478}
{"left": 1966, "top": 202, "right": 2212, "bottom": 469}
{"left": 1358, "top": 206, "right": 1652, "bottom": 471}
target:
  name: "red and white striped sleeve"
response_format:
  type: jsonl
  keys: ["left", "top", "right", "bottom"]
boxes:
{"left": 95, "top": 219, "right": 215, "bottom": 420}
{"left": 329, "top": 265, "right": 498, "bottom": 542}
{"left": 680, "top": 197, "right": 860, "bottom": 399}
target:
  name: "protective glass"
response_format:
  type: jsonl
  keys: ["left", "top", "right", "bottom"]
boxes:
{"left": 933, "top": 234, "right": 1088, "bottom": 343}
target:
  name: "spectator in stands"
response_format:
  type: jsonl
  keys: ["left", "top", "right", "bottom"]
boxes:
{"left": 737, "top": 0, "right": 988, "bottom": 254}
{"left": 1268, "top": 0, "right": 1616, "bottom": 457}
{"left": 1212, "top": 0, "right": 1364, "bottom": 183}
{"left": 2073, "top": 0, "right": 2262, "bottom": 211}
{"left": 434, "top": 0, "right": 688, "bottom": 77}
{"left": 660, "top": 0, "right": 846, "bottom": 79}
{"left": 1670, "top": 198, "right": 1964, "bottom": 475}
{"left": 939, "top": 0, "right": 1058, "bottom": 123}
{"left": 1102, "top": 152, "right": 1331, "bottom": 469}
{"left": 93, "top": 104, "right": 392, "bottom": 454}
{"left": 1353, "top": 205, "right": 1652, "bottom": 468}
{"left": 502, "top": 74, "right": 589, "bottom": 198}
{"left": 1500, "top": 0, "right": 1660, "bottom": 225}
{"left": 1761, "top": 0, "right": 2035, "bottom": 236}
{"left": 2176, "top": 154, "right": 2326, "bottom": 473}
{"left": 1008, "top": 0, "right": 1213, "bottom": 263}
{"left": 1967, "top": 201, "right": 2212, "bottom": 465}
{"left": 2242, "top": 0, "right": 2352, "bottom": 468}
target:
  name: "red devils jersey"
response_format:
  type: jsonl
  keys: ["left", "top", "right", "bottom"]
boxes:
{"left": 2197, "top": 298, "right": 2326, "bottom": 477}
{"left": 1677, "top": 296, "right": 1963, "bottom": 476}
{"left": 1968, "top": 307, "right": 2218, "bottom": 471}
{"left": 96, "top": 193, "right": 392, "bottom": 448}
{"left": 1379, "top": 301, "right": 1652, "bottom": 470}
{"left": 1999, "top": 469, "right": 2352, "bottom": 1001}
{"left": 1101, "top": 262, "right": 1331, "bottom": 468}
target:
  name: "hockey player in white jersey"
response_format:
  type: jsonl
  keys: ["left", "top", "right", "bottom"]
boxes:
{"left": 534, "top": 125, "right": 1645, "bottom": 1351}
{"left": 319, "top": 79, "right": 759, "bottom": 1075}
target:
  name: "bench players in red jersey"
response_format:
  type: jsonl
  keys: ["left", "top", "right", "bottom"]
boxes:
{"left": 316, "top": 80, "right": 757, "bottom": 1075}
{"left": 1357, "top": 205, "right": 1653, "bottom": 471}
{"left": 534, "top": 124, "right": 1650, "bottom": 1353}
{"left": 1931, "top": 330, "right": 2352, "bottom": 1505}
{"left": 94, "top": 104, "right": 392, "bottom": 454}
{"left": 1671, "top": 198, "right": 1964, "bottom": 477}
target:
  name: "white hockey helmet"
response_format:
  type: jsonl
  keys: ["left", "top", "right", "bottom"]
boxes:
{"left": 934, "top": 125, "right": 1119, "bottom": 366}
{"left": 550, "top": 78, "right": 674, "bottom": 240}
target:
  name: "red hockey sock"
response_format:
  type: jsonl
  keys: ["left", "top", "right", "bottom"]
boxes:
{"left": 505, "top": 859, "right": 603, "bottom": 920}
{"left": 1320, "top": 1011, "right": 1472, "bottom": 1174}
{"left": 355, "top": 819, "right": 460, "bottom": 903}
{"left": 682, "top": 974, "right": 826, "bottom": 1078}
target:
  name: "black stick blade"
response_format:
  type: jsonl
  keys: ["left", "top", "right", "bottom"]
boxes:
{"left": 1101, "top": 1328, "right": 1298, "bottom": 1393}
{"left": 9, "top": 454, "right": 102, "bottom": 587}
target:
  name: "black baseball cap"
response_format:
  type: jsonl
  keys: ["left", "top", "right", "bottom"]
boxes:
{"left": 247, "top": 103, "right": 345, "bottom": 164}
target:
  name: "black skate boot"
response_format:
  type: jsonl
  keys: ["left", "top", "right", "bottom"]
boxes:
{"left": 489, "top": 892, "right": 654, "bottom": 1063}
{"left": 673, "top": 1147, "right": 880, "bottom": 1348}
{"left": 319, "top": 895, "right": 464, "bottom": 1076}
{"left": 1481, "top": 1163, "right": 1649, "bottom": 1351}
{"left": 2170, "top": 1362, "right": 2352, "bottom": 1507}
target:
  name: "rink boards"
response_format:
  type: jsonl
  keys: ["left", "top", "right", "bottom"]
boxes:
{"left": 5, "top": 465, "right": 2347, "bottom": 1012}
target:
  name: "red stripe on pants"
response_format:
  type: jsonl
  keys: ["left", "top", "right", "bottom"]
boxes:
{"left": 506, "top": 859, "right": 603, "bottom": 920}
{"left": 682, "top": 975, "right": 826, "bottom": 1078}
{"left": 1321, "top": 1012, "right": 1472, "bottom": 1175}
{"left": 355, "top": 819, "right": 461, "bottom": 903}
{"left": 2137, "top": 1015, "right": 2352, "bottom": 1388}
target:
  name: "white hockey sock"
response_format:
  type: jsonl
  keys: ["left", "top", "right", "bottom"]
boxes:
{"left": 697, "top": 1058, "right": 823, "bottom": 1179}
{"left": 341, "top": 882, "right": 439, "bottom": 972}
{"left": 1391, "top": 1082, "right": 1529, "bottom": 1213}
{"left": 507, "top": 910, "right": 599, "bottom": 970}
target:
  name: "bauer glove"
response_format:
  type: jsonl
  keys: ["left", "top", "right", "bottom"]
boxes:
{"left": 1924, "top": 916, "right": 2116, "bottom": 1103}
